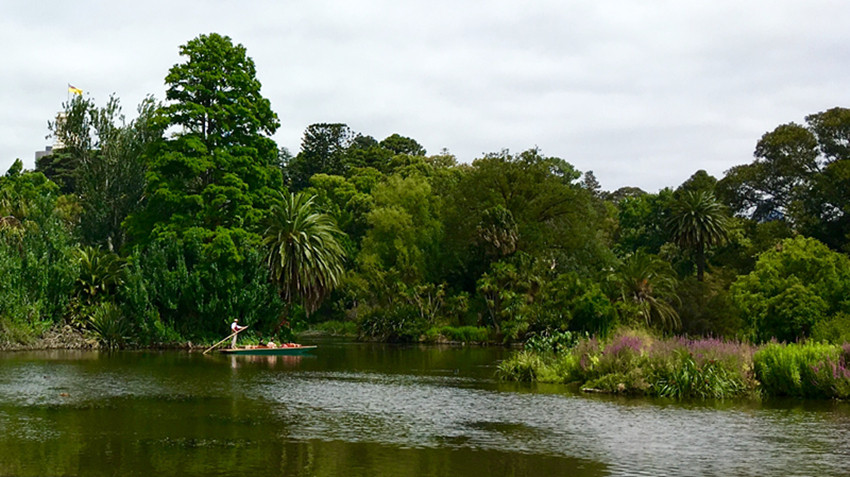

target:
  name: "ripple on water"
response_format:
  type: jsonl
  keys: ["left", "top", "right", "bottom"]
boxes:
{"left": 3, "top": 350, "right": 850, "bottom": 476}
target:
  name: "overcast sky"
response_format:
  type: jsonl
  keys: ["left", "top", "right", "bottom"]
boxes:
{"left": 1, "top": 0, "right": 848, "bottom": 192}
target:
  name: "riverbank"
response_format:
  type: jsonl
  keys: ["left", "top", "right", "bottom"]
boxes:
{"left": 0, "top": 324, "right": 97, "bottom": 351}
{"left": 498, "top": 328, "right": 850, "bottom": 400}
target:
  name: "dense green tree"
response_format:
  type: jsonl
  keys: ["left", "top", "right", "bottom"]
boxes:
{"left": 72, "top": 246, "right": 125, "bottom": 308}
{"left": 35, "top": 149, "right": 77, "bottom": 194}
{"left": 796, "top": 108, "right": 850, "bottom": 251}
{"left": 614, "top": 188, "right": 674, "bottom": 255}
{"left": 668, "top": 191, "right": 729, "bottom": 281}
{"left": 675, "top": 275, "right": 741, "bottom": 337}
{"left": 720, "top": 119, "right": 828, "bottom": 220}
{"left": 118, "top": 33, "right": 285, "bottom": 338}
{"left": 0, "top": 168, "right": 76, "bottom": 342}
{"left": 676, "top": 170, "right": 717, "bottom": 196}
{"left": 476, "top": 254, "right": 541, "bottom": 338}
{"left": 523, "top": 270, "right": 616, "bottom": 336}
{"left": 301, "top": 172, "right": 377, "bottom": 249}
{"left": 286, "top": 123, "right": 357, "bottom": 190}
{"left": 476, "top": 205, "right": 518, "bottom": 258}
{"left": 717, "top": 123, "right": 818, "bottom": 222}
{"left": 717, "top": 107, "right": 850, "bottom": 252}
{"left": 126, "top": 33, "right": 282, "bottom": 245}
{"left": 732, "top": 236, "right": 850, "bottom": 342}
{"left": 805, "top": 107, "right": 850, "bottom": 163}
{"left": 358, "top": 173, "right": 442, "bottom": 284}
{"left": 444, "top": 148, "right": 610, "bottom": 288}
{"left": 379, "top": 133, "right": 426, "bottom": 156}
{"left": 264, "top": 192, "right": 347, "bottom": 319}
{"left": 125, "top": 233, "right": 284, "bottom": 340}
{"left": 47, "top": 94, "right": 163, "bottom": 251}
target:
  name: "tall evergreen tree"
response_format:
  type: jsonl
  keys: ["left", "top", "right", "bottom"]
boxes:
{"left": 126, "top": 33, "right": 282, "bottom": 244}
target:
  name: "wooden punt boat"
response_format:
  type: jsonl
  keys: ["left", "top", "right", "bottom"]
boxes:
{"left": 220, "top": 345, "right": 317, "bottom": 356}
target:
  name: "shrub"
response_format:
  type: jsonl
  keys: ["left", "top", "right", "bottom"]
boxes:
{"left": 500, "top": 329, "right": 755, "bottom": 398}
{"left": 753, "top": 342, "right": 849, "bottom": 398}
{"left": 732, "top": 236, "right": 850, "bottom": 342}
{"left": 438, "top": 326, "right": 490, "bottom": 343}
{"left": 497, "top": 350, "right": 545, "bottom": 382}
{"left": 358, "top": 305, "right": 427, "bottom": 342}
{"left": 811, "top": 313, "right": 850, "bottom": 344}
{"left": 651, "top": 349, "right": 747, "bottom": 399}
{"left": 87, "top": 302, "right": 132, "bottom": 349}
{"left": 313, "top": 320, "right": 358, "bottom": 336}
{"left": 524, "top": 330, "right": 583, "bottom": 354}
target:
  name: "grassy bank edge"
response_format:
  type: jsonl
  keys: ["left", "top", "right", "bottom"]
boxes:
{"left": 497, "top": 329, "right": 850, "bottom": 400}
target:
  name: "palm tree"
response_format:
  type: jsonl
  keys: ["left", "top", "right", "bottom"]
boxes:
{"left": 668, "top": 191, "right": 729, "bottom": 281}
{"left": 263, "top": 192, "right": 347, "bottom": 321}
{"left": 610, "top": 250, "right": 681, "bottom": 330}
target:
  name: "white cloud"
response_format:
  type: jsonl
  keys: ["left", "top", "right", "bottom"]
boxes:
{"left": 2, "top": 0, "right": 849, "bottom": 191}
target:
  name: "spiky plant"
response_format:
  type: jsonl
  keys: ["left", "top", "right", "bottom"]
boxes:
{"left": 263, "top": 192, "right": 347, "bottom": 321}
{"left": 610, "top": 250, "right": 681, "bottom": 330}
{"left": 668, "top": 191, "right": 729, "bottom": 281}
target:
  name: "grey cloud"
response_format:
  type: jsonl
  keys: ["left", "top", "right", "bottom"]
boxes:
{"left": 2, "top": 0, "right": 849, "bottom": 192}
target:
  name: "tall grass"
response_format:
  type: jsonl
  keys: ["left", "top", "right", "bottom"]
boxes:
{"left": 499, "top": 328, "right": 756, "bottom": 399}
{"left": 754, "top": 342, "right": 850, "bottom": 399}
{"left": 501, "top": 329, "right": 850, "bottom": 400}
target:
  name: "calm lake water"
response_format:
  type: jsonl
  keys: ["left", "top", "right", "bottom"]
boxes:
{"left": 1, "top": 339, "right": 849, "bottom": 476}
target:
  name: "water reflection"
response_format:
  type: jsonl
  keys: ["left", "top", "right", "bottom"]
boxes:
{"left": 0, "top": 342, "right": 848, "bottom": 476}
{"left": 229, "top": 354, "right": 307, "bottom": 369}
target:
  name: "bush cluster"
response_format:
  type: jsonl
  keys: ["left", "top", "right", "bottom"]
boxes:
{"left": 501, "top": 329, "right": 850, "bottom": 400}
{"left": 500, "top": 329, "right": 756, "bottom": 399}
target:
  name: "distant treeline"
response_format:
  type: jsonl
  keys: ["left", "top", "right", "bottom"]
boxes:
{"left": 2, "top": 32, "right": 849, "bottom": 349}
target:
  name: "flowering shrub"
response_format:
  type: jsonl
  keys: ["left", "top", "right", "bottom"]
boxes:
{"left": 754, "top": 342, "right": 850, "bottom": 399}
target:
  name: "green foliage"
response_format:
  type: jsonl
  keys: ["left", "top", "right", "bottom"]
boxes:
{"left": 287, "top": 123, "right": 357, "bottom": 189}
{"left": 675, "top": 275, "right": 742, "bottom": 338}
{"left": 717, "top": 122, "right": 818, "bottom": 223}
{"left": 651, "top": 350, "right": 746, "bottom": 399}
{"left": 753, "top": 342, "right": 850, "bottom": 399}
{"left": 359, "top": 173, "right": 442, "bottom": 283}
{"left": 126, "top": 236, "right": 284, "bottom": 340}
{"left": 379, "top": 133, "right": 426, "bottom": 156}
{"left": 609, "top": 250, "right": 681, "bottom": 330}
{"left": 358, "top": 305, "right": 427, "bottom": 342}
{"left": 73, "top": 246, "right": 125, "bottom": 307}
{"left": 165, "top": 33, "right": 279, "bottom": 143}
{"left": 476, "top": 256, "right": 537, "bottom": 337}
{"left": 127, "top": 33, "right": 282, "bottom": 246}
{"left": 0, "top": 170, "right": 76, "bottom": 339}
{"left": 264, "top": 192, "right": 347, "bottom": 316}
{"left": 444, "top": 148, "right": 611, "bottom": 283}
{"left": 668, "top": 190, "right": 729, "bottom": 281}
{"left": 717, "top": 107, "right": 850, "bottom": 253}
{"left": 811, "top": 313, "right": 850, "bottom": 344}
{"left": 499, "top": 330, "right": 754, "bottom": 398}
{"left": 497, "top": 350, "right": 547, "bottom": 382}
{"left": 476, "top": 205, "right": 518, "bottom": 258}
{"left": 524, "top": 330, "right": 583, "bottom": 354}
{"left": 87, "top": 302, "right": 132, "bottom": 349}
{"left": 312, "top": 320, "right": 358, "bottom": 336}
{"left": 732, "top": 236, "right": 850, "bottom": 342}
{"left": 46, "top": 94, "right": 163, "bottom": 251}
{"left": 528, "top": 272, "right": 617, "bottom": 336}
{"left": 425, "top": 326, "right": 490, "bottom": 343}
{"left": 614, "top": 188, "right": 674, "bottom": 255}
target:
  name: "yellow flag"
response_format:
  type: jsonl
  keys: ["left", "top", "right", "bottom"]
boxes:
{"left": 68, "top": 84, "right": 83, "bottom": 95}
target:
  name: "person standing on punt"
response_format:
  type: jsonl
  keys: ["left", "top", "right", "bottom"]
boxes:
{"left": 230, "top": 318, "right": 247, "bottom": 348}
